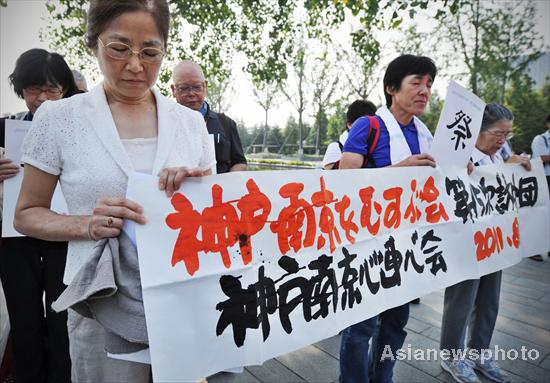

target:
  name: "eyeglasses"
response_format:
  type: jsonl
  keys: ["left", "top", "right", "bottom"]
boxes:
{"left": 98, "top": 37, "right": 164, "bottom": 64}
{"left": 24, "top": 86, "right": 63, "bottom": 96}
{"left": 174, "top": 84, "right": 205, "bottom": 95}
{"left": 487, "top": 130, "right": 514, "bottom": 140}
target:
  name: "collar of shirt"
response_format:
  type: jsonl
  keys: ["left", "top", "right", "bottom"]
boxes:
{"left": 199, "top": 101, "right": 209, "bottom": 118}
{"left": 398, "top": 119, "right": 417, "bottom": 133}
{"left": 471, "top": 146, "right": 503, "bottom": 166}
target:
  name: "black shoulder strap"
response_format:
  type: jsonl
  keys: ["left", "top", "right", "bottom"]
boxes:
{"left": 338, "top": 141, "right": 343, "bottom": 152}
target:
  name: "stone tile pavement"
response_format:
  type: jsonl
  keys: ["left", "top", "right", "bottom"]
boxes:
{"left": 209, "top": 257, "right": 550, "bottom": 383}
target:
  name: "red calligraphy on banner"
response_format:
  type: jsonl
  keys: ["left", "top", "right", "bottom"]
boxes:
{"left": 359, "top": 186, "right": 382, "bottom": 235}
{"left": 419, "top": 176, "right": 449, "bottom": 224}
{"left": 166, "top": 179, "right": 271, "bottom": 275}
{"left": 311, "top": 177, "right": 342, "bottom": 252}
{"left": 166, "top": 174, "right": 453, "bottom": 275}
{"left": 474, "top": 217, "right": 520, "bottom": 262}
{"left": 383, "top": 187, "right": 403, "bottom": 229}
{"left": 335, "top": 195, "right": 359, "bottom": 244}
{"left": 165, "top": 193, "right": 203, "bottom": 275}
{"left": 404, "top": 180, "right": 422, "bottom": 224}
{"left": 235, "top": 179, "right": 272, "bottom": 264}
{"left": 270, "top": 183, "right": 316, "bottom": 255}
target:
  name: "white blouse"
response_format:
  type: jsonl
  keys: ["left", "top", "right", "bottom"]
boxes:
{"left": 121, "top": 137, "right": 158, "bottom": 175}
{"left": 22, "top": 83, "right": 216, "bottom": 284}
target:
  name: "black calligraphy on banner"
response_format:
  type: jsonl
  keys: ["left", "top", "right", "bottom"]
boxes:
{"left": 445, "top": 174, "right": 538, "bottom": 223}
{"left": 215, "top": 230, "right": 447, "bottom": 347}
{"left": 446, "top": 110, "right": 473, "bottom": 151}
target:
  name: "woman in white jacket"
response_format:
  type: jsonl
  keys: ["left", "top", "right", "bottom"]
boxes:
{"left": 14, "top": 0, "right": 215, "bottom": 381}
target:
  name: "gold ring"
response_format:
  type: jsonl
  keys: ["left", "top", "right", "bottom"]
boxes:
{"left": 107, "top": 216, "right": 114, "bottom": 227}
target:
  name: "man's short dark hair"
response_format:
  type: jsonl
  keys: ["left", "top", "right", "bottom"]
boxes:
{"left": 8, "top": 48, "right": 79, "bottom": 99}
{"left": 383, "top": 54, "right": 437, "bottom": 107}
{"left": 546, "top": 113, "right": 550, "bottom": 123}
{"left": 346, "top": 99, "right": 377, "bottom": 125}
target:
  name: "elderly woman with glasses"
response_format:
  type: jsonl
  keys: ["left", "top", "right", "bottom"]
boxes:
{"left": 13, "top": 0, "right": 215, "bottom": 381}
{"left": 0, "top": 48, "right": 79, "bottom": 383}
{"left": 439, "top": 103, "right": 530, "bottom": 383}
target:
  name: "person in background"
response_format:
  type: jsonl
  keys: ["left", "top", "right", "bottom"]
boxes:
{"left": 529, "top": 113, "right": 550, "bottom": 260}
{"left": 339, "top": 54, "right": 438, "bottom": 383}
{"left": 13, "top": 1, "right": 215, "bottom": 381}
{"left": 172, "top": 60, "right": 247, "bottom": 174}
{"left": 440, "top": 103, "right": 531, "bottom": 383}
{"left": 322, "top": 99, "right": 376, "bottom": 170}
{"left": 71, "top": 69, "right": 88, "bottom": 92}
{"left": 0, "top": 48, "right": 79, "bottom": 383}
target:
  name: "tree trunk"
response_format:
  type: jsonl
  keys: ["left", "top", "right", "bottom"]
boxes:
{"left": 262, "top": 108, "right": 268, "bottom": 152}
{"left": 298, "top": 110, "right": 303, "bottom": 160}
{"left": 314, "top": 109, "right": 321, "bottom": 156}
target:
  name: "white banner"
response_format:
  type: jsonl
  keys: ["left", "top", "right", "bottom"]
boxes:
{"left": 129, "top": 160, "right": 549, "bottom": 382}
{"left": 2, "top": 120, "right": 67, "bottom": 237}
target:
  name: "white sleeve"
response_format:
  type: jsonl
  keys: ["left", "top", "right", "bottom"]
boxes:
{"left": 531, "top": 135, "right": 548, "bottom": 158}
{"left": 21, "top": 101, "right": 62, "bottom": 175}
{"left": 322, "top": 142, "right": 343, "bottom": 167}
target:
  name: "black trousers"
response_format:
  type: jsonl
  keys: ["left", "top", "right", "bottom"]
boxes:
{"left": 0, "top": 237, "right": 70, "bottom": 383}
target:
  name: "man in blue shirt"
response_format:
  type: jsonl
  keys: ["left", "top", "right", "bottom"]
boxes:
{"left": 339, "top": 54, "right": 437, "bottom": 383}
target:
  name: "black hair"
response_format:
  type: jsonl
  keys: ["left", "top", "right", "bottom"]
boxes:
{"left": 346, "top": 99, "right": 377, "bottom": 126}
{"left": 8, "top": 48, "right": 79, "bottom": 99}
{"left": 480, "top": 103, "right": 514, "bottom": 132}
{"left": 383, "top": 54, "right": 437, "bottom": 107}
{"left": 546, "top": 113, "right": 550, "bottom": 123}
{"left": 86, "top": 0, "right": 170, "bottom": 50}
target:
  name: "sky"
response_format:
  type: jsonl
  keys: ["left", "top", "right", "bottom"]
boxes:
{"left": 1, "top": 0, "right": 549, "bottom": 128}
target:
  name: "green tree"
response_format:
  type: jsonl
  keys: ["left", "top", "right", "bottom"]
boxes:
{"left": 280, "top": 116, "right": 299, "bottom": 155}
{"left": 422, "top": 91, "right": 444, "bottom": 134}
{"left": 438, "top": 0, "right": 544, "bottom": 101}
{"left": 207, "top": 76, "right": 235, "bottom": 113}
{"left": 336, "top": 44, "right": 380, "bottom": 101}
{"left": 310, "top": 50, "right": 339, "bottom": 155}
{"left": 45, "top": 0, "right": 461, "bottom": 90}
{"left": 326, "top": 101, "right": 347, "bottom": 144}
{"left": 252, "top": 79, "right": 280, "bottom": 152}
{"left": 235, "top": 120, "right": 251, "bottom": 149}
{"left": 505, "top": 75, "right": 548, "bottom": 154}
{"left": 280, "top": 46, "right": 309, "bottom": 159}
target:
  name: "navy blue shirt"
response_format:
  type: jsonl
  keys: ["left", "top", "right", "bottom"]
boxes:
{"left": 343, "top": 115, "right": 420, "bottom": 168}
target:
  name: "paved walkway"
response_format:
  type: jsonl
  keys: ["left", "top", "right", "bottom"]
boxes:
{"left": 209, "top": 257, "right": 550, "bottom": 383}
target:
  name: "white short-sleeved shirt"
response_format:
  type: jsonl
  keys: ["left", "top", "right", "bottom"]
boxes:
{"left": 322, "top": 131, "right": 348, "bottom": 167}
{"left": 22, "top": 83, "right": 216, "bottom": 283}
{"left": 471, "top": 146, "right": 504, "bottom": 166}
{"left": 531, "top": 131, "right": 550, "bottom": 176}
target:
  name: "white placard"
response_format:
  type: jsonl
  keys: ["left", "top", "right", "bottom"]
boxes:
{"left": 430, "top": 81, "right": 486, "bottom": 169}
{"left": 2, "top": 120, "right": 68, "bottom": 237}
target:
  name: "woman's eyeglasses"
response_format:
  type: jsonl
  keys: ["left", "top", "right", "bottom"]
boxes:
{"left": 98, "top": 38, "right": 164, "bottom": 64}
{"left": 487, "top": 130, "right": 514, "bottom": 140}
{"left": 24, "top": 86, "right": 63, "bottom": 96}
{"left": 174, "top": 84, "right": 205, "bottom": 96}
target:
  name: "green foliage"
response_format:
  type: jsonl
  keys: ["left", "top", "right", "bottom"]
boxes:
{"left": 422, "top": 91, "right": 444, "bottom": 134}
{"left": 438, "top": 0, "right": 544, "bottom": 100}
{"left": 326, "top": 101, "right": 347, "bottom": 144}
{"left": 45, "top": 0, "right": 459, "bottom": 90}
{"left": 505, "top": 75, "right": 549, "bottom": 154}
